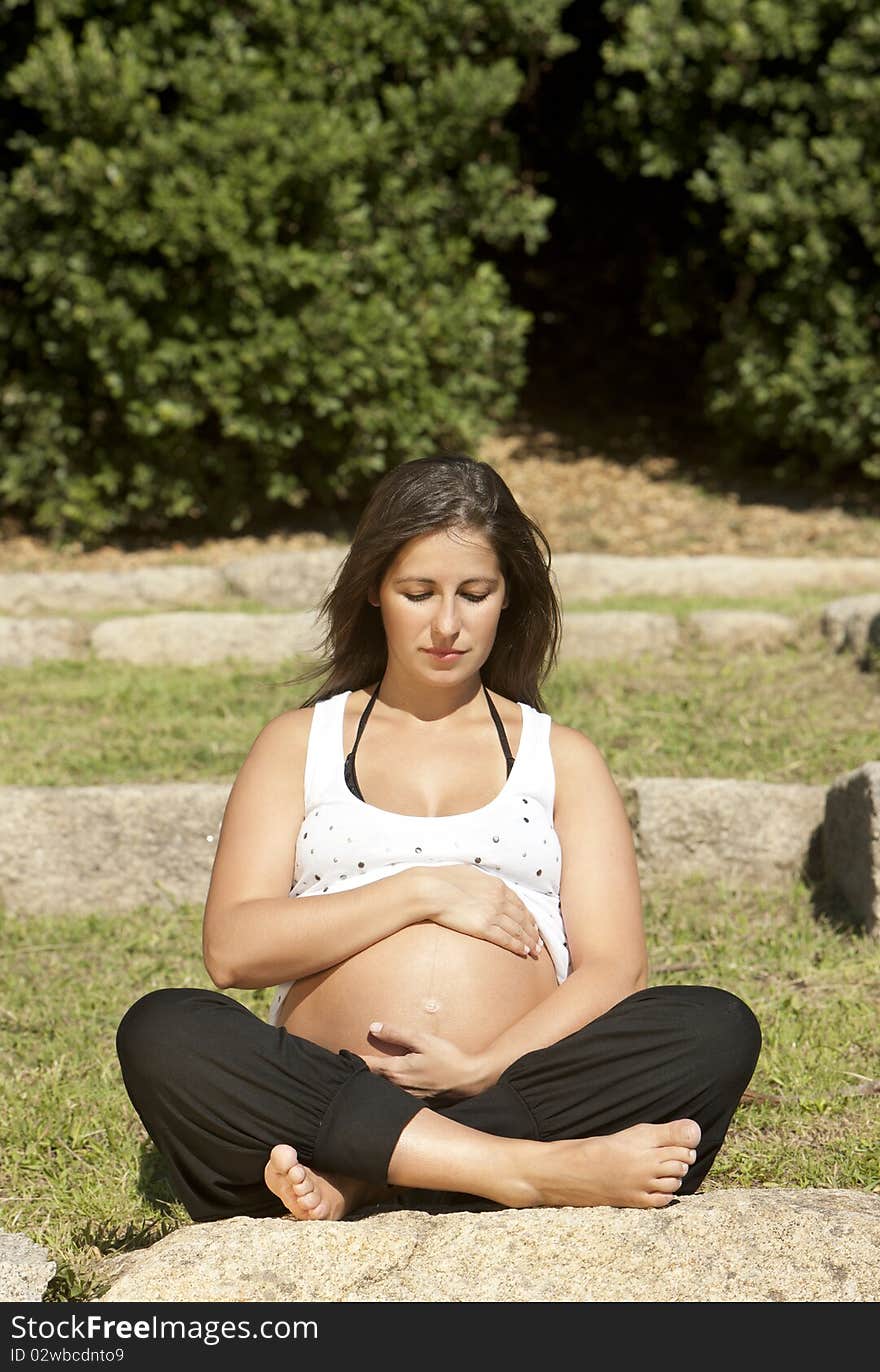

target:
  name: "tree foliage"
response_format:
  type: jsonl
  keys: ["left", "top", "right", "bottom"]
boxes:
{"left": 587, "top": 0, "right": 880, "bottom": 479}
{"left": 0, "top": 1, "right": 573, "bottom": 545}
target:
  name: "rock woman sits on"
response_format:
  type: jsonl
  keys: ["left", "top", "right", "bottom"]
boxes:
{"left": 116, "top": 454, "right": 761, "bottom": 1222}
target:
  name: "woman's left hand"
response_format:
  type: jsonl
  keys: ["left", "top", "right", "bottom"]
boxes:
{"left": 360, "top": 1021, "right": 492, "bottom": 1102}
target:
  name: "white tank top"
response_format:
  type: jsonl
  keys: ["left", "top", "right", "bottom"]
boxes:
{"left": 267, "top": 688, "right": 570, "bottom": 1026}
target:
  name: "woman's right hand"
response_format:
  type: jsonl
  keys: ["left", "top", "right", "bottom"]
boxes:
{"left": 416, "top": 865, "right": 544, "bottom": 958}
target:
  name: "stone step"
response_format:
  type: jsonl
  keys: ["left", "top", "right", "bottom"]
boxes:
{"left": 3, "top": 767, "right": 877, "bottom": 933}
{"left": 2, "top": 551, "right": 880, "bottom": 614}
{"left": 95, "top": 1189, "right": 880, "bottom": 1302}
{"left": 821, "top": 593, "right": 880, "bottom": 665}
{"left": 0, "top": 607, "right": 815, "bottom": 667}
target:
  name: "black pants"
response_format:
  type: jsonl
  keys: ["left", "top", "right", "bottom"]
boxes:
{"left": 116, "top": 983, "right": 761, "bottom": 1223}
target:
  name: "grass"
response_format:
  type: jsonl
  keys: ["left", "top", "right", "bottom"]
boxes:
{"left": 69, "top": 597, "right": 282, "bottom": 621}
{"left": 2, "top": 615, "right": 876, "bottom": 787}
{"left": 562, "top": 588, "right": 852, "bottom": 615}
{"left": 645, "top": 877, "right": 880, "bottom": 1194}
{"left": 548, "top": 627, "right": 879, "bottom": 784}
{"left": 0, "top": 875, "right": 877, "bottom": 1302}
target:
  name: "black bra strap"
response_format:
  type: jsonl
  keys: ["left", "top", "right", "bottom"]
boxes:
{"left": 352, "top": 678, "right": 381, "bottom": 754}
{"left": 344, "top": 678, "right": 514, "bottom": 801}
{"left": 483, "top": 683, "right": 515, "bottom": 775}
{"left": 343, "top": 678, "right": 381, "bottom": 801}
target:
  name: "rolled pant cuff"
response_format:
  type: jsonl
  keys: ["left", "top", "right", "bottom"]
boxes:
{"left": 311, "top": 1051, "right": 426, "bottom": 1184}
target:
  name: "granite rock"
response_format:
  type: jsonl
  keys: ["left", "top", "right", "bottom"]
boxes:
{"left": 0, "top": 1232, "right": 56, "bottom": 1303}
{"left": 629, "top": 777, "right": 826, "bottom": 886}
{"left": 96, "top": 1189, "right": 880, "bottom": 1303}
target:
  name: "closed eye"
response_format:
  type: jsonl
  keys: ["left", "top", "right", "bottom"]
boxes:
{"left": 404, "top": 592, "right": 490, "bottom": 603}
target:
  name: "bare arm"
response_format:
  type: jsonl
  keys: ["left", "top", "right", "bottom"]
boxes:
{"left": 468, "top": 723, "right": 648, "bottom": 1089}
{"left": 206, "top": 873, "right": 437, "bottom": 990}
{"left": 202, "top": 710, "right": 435, "bottom": 989}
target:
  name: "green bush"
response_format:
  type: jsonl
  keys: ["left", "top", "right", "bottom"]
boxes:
{"left": 586, "top": 0, "right": 880, "bottom": 481}
{"left": 0, "top": 1, "right": 573, "bottom": 546}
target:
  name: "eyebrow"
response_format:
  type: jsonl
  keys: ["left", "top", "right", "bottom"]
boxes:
{"left": 392, "top": 575, "right": 500, "bottom": 586}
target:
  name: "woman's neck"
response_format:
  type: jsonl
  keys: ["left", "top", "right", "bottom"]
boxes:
{"left": 370, "top": 663, "right": 486, "bottom": 723}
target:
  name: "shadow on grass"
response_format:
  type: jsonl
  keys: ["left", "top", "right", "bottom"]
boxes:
{"left": 808, "top": 878, "right": 877, "bottom": 940}
{"left": 43, "top": 1146, "right": 185, "bottom": 1302}
{"left": 134, "top": 1144, "right": 180, "bottom": 1213}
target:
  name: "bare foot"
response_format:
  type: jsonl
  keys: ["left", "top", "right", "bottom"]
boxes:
{"left": 264, "top": 1144, "right": 394, "bottom": 1221}
{"left": 507, "top": 1118, "right": 703, "bottom": 1210}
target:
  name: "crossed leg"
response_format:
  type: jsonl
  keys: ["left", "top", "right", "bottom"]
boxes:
{"left": 264, "top": 1119, "right": 702, "bottom": 1219}
{"left": 117, "top": 984, "right": 760, "bottom": 1224}
{"left": 264, "top": 984, "right": 760, "bottom": 1220}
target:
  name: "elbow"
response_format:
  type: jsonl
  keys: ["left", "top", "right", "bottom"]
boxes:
{"left": 202, "top": 935, "right": 237, "bottom": 990}
{"left": 204, "top": 956, "right": 237, "bottom": 990}
{"left": 598, "top": 949, "right": 649, "bottom": 1003}
{"left": 202, "top": 908, "right": 249, "bottom": 989}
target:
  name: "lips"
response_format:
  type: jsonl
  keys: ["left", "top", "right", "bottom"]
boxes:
{"left": 423, "top": 648, "right": 464, "bottom": 656}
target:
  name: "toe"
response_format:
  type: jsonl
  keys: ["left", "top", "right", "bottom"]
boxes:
{"left": 657, "top": 1158, "right": 689, "bottom": 1178}
{"left": 658, "top": 1145, "right": 696, "bottom": 1166}
{"left": 653, "top": 1175, "right": 684, "bottom": 1193}
{"left": 657, "top": 1119, "right": 701, "bottom": 1149}
{"left": 269, "top": 1144, "right": 298, "bottom": 1174}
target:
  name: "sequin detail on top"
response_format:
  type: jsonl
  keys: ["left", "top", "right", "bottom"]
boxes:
{"left": 266, "top": 688, "right": 569, "bottom": 1026}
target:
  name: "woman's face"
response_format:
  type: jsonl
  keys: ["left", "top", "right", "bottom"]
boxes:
{"left": 369, "top": 525, "right": 508, "bottom": 677}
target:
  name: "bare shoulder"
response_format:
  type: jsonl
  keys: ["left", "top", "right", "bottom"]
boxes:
{"left": 548, "top": 720, "right": 622, "bottom": 819}
{"left": 229, "top": 705, "right": 316, "bottom": 797}
{"left": 251, "top": 704, "right": 314, "bottom": 754}
{"left": 549, "top": 719, "right": 608, "bottom": 777}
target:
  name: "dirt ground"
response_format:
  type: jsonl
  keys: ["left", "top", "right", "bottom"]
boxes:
{"left": 1, "top": 422, "right": 879, "bottom": 571}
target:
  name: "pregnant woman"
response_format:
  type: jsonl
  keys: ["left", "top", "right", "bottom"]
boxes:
{"left": 116, "top": 454, "right": 761, "bottom": 1223}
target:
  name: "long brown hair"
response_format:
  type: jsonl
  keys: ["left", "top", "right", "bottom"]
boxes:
{"left": 282, "top": 454, "right": 561, "bottom": 710}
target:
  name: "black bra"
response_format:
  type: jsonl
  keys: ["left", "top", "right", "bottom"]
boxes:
{"left": 344, "top": 680, "right": 515, "bottom": 803}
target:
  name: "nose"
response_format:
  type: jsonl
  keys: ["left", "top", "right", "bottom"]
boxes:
{"left": 432, "top": 595, "right": 462, "bottom": 638}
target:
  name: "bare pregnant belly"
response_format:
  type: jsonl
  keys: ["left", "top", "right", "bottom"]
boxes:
{"left": 278, "top": 924, "right": 558, "bottom": 1060}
